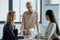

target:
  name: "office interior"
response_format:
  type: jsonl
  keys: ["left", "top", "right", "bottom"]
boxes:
{"left": 0, "top": 0, "right": 60, "bottom": 39}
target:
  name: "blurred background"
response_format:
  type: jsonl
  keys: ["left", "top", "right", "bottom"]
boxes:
{"left": 0, "top": 0, "right": 60, "bottom": 39}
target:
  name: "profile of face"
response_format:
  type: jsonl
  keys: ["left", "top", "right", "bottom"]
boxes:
{"left": 46, "top": 15, "right": 50, "bottom": 21}
{"left": 26, "top": 3, "right": 32, "bottom": 13}
{"left": 14, "top": 13, "right": 16, "bottom": 20}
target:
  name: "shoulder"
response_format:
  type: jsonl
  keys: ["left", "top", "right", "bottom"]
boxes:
{"left": 4, "top": 23, "right": 11, "bottom": 28}
{"left": 23, "top": 11, "right": 27, "bottom": 14}
{"left": 23, "top": 11, "right": 27, "bottom": 16}
{"left": 52, "top": 23, "right": 56, "bottom": 26}
{"left": 34, "top": 11, "right": 38, "bottom": 16}
{"left": 6, "top": 22, "right": 11, "bottom": 26}
{"left": 51, "top": 23, "right": 56, "bottom": 28}
{"left": 3, "top": 23, "right": 11, "bottom": 30}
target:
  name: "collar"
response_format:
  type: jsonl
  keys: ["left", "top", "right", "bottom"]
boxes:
{"left": 27, "top": 10, "right": 34, "bottom": 14}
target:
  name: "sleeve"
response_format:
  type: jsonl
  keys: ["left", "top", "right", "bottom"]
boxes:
{"left": 36, "top": 12, "right": 39, "bottom": 34}
{"left": 20, "top": 13, "right": 25, "bottom": 33}
{"left": 13, "top": 29, "right": 18, "bottom": 36}
{"left": 7, "top": 24, "right": 16, "bottom": 40}
{"left": 48, "top": 23, "right": 56, "bottom": 40}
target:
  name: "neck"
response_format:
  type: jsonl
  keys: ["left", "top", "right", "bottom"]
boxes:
{"left": 11, "top": 22, "right": 14, "bottom": 27}
{"left": 28, "top": 9, "right": 33, "bottom": 14}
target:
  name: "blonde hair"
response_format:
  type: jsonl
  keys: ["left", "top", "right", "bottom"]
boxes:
{"left": 6, "top": 11, "right": 15, "bottom": 24}
{"left": 26, "top": 1, "right": 32, "bottom": 5}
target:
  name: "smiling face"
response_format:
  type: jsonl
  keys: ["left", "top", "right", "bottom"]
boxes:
{"left": 26, "top": 2, "right": 33, "bottom": 13}
{"left": 6, "top": 11, "right": 16, "bottom": 23}
{"left": 14, "top": 13, "right": 16, "bottom": 20}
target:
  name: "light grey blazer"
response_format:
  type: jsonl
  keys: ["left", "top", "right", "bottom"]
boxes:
{"left": 45, "top": 22, "right": 58, "bottom": 40}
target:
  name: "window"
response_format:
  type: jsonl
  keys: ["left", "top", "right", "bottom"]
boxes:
{"left": 0, "top": 0, "right": 8, "bottom": 39}
{"left": 0, "top": 0, "right": 8, "bottom": 21}
{"left": 13, "top": 0, "right": 20, "bottom": 22}
{"left": 13, "top": 0, "right": 41, "bottom": 22}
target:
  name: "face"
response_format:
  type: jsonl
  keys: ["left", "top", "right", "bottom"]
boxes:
{"left": 46, "top": 15, "right": 50, "bottom": 21}
{"left": 14, "top": 13, "right": 16, "bottom": 20}
{"left": 26, "top": 4, "right": 32, "bottom": 12}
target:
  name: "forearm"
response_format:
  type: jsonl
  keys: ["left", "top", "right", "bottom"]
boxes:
{"left": 48, "top": 23, "right": 56, "bottom": 40}
{"left": 48, "top": 28, "right": 56, "bottom": 40}
{"left": 36, "top": 22, "right": 39, "bottom": 34}
{"left": 36, "top": 12, "right": 39, "bottom": 34}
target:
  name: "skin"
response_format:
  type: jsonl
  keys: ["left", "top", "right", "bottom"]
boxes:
{"left": 14, "top": 13, "right": 16, "bottom": 20}
{"left": 46, "top": 15, "right": 50, "bottom": 21}
{"left": 13, "top": 13, "right": 16, "bottom": 29}
{"left": 26, "top": 3, "right": 33, "bottom": 14}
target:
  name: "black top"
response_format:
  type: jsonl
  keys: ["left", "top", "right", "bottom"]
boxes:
{"left": 2, "top": 22, "right": 18, "bottom": 40}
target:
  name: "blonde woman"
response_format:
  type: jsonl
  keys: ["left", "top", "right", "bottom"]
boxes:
{"left": 2, "top": 11, "right": 18, "bottom": 40}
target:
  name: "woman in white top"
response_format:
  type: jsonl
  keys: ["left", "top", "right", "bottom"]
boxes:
{"left": 45, "top": 10, "right": 60, "bottom": 40}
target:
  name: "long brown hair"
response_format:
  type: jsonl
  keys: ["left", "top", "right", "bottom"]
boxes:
{"left": 6, "top": 11, "right": 15, "bottom": 24}
{"left": 46, "top": 10, "right": 60, "bottom": 35}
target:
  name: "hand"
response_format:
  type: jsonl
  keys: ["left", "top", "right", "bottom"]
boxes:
{"left": 18, "top": 31, "right": 23, "bottom": 35}
{"left": 19, "top": 30, "right": 27, "bottom": 35}
{"left": 24, "top": 35, "right": 31, "bottom": 39}
{"left": 40, "top": 32, "right": 44, "bottom": 36}
{"left": 14, "top": 25, "right": 16, "bottom": 30}
{"left": 49, "top": 38, "right": 53, "bottom": 40}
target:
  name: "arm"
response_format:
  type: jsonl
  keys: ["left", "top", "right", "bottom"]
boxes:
{"left": 13, "top": 25, "right": 18, "bottom": 36}
{"left": 20, "top": 13, "right": 25, "bottom": 34}
{"left": 48, "top": 23, "right": 56, "bottom": 40}
{"left": 13, "top": 29, "right": 18, "bottom": 36}
{"left": 7, "top": 24, "right": 16, "bottom": 39}
{"left": 36, "top": 12, "right": 39, "bottom": 34}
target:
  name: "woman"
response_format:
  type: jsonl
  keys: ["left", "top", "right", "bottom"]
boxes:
{"left": 2, "top": 11, "right": 18, "bottom": 40}
{"left": 45, "top": 10, "right": 60, "bottom": 40}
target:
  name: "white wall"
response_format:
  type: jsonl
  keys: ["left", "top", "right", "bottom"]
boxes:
{"left": 50, "top": 0, "right": 60, "bottom": 4}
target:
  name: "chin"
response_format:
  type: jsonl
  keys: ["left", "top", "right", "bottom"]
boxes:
{"left": 14, "top": 18, "right": 16, "bottom": 20}
{"left": 47, "top": 19, "right": 48, "bottom": 21}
